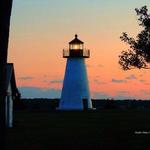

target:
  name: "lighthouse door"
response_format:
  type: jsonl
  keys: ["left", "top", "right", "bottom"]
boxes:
{"left": 82, "top": 98, "right": 88, "bottom": 110}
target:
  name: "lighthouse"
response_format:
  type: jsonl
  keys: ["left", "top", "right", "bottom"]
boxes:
{"left": 59, "top": 34, "right": 93, "bottom": 110}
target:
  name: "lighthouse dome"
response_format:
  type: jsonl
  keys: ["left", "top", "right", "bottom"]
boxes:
{"left": 69, "top": 34, "right": 84, "bottom": 44}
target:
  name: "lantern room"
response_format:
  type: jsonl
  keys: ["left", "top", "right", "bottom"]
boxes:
{"left": 63, "top": 34, "right": 90, "bottom": 58}
{"left": 69, "top": 34, "right": 84, "bottom": 50}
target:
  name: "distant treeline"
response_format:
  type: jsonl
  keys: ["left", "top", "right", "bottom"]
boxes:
{"left": 14, "top": 98, "right": 59, "bottom": 111}
{"left": 13, "top": 98, "right": 150, "bottom": 111}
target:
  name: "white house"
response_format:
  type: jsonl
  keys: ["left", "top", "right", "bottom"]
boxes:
{"left": 5, "top": 63, "right": 20, "bottom": 128}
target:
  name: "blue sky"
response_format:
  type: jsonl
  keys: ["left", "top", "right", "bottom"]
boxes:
{"left": 10, "top": 0, "right": 150, "bottom": 99}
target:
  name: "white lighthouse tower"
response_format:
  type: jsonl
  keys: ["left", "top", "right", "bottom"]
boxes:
{"left": 59, "top": 34, "right": 93, "bottom": 110}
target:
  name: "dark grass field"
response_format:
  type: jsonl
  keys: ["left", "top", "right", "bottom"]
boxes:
{"left": 6, "top": 110, "right": 150, "bottom": 150}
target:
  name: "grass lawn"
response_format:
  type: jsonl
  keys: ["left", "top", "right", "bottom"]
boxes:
{"left": 6, "top": 110, "right": 150, "bottom": 150}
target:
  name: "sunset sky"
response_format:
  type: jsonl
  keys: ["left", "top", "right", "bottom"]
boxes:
{"left": 8, "top": 0, "right": 150, "bottom": 99}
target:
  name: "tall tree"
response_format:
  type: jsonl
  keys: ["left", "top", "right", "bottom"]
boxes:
{"left": 0, "top": 0, "right": 13, "bottom": 149}
{"left": 119, "top": 6, "right": 150, "bottom": 70}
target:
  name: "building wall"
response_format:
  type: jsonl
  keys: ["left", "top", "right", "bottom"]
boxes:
{"left": 5, "top": 83, "right": 13, "bottom": 128}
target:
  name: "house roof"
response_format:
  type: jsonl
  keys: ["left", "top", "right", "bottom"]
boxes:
{"left": 6, "top": 63, "right": 13, "bottom": 89}
{"left": 5, "top": 63, "right": 20, "bottom": 97}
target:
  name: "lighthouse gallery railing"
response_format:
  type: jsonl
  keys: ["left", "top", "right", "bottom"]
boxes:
{"left": 63, "top": 49, "right": 90, "bottom": 58}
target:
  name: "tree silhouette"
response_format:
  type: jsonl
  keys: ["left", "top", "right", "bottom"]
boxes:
{"left": 119, "top": 6, "right": 150, "bottom": 70}
{"left": 0, "top": 0, "right": 13, "bottom": 149}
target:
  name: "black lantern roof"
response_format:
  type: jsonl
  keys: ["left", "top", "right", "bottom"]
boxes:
{"left": 69, "top": 34, "right": 84, "bottom": 44}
